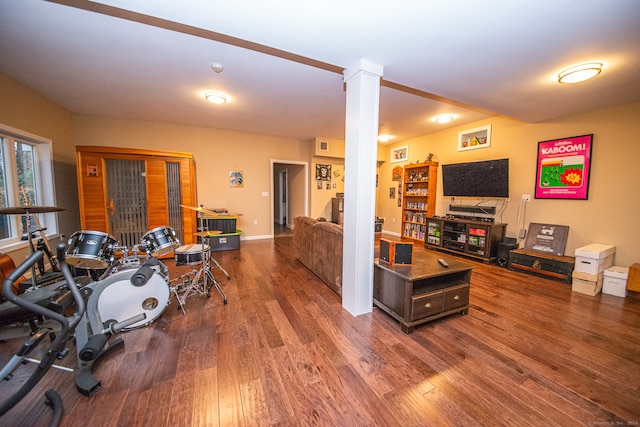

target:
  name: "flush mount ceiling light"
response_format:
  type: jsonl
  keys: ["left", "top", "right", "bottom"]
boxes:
{"left": 378, "top": 134, "right": 393, "bottom": 143}
{"left": 434, "top": 114, "right": 455, "bottom": 124}
{"left": 204, "top": 91, "right": 228, "bottom": 104}
{"left": 557, "top": 62, "right": 602, "bottom": 84}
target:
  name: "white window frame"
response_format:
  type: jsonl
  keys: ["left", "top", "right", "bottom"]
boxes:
{"left": 0, "top": 123, "right": 58, "bottom": 251}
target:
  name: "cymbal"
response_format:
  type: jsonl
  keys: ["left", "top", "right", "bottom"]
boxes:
{"left": 193, "top": 230, "right": 222, "bottom": 237}
{"left": 0, "top": 205, "right": 65, "bottom": 215}
{"left": 179, "top": 204, "right": 219, "bottom": 216}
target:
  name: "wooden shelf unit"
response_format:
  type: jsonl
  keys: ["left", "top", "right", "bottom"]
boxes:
{"left": 401, "top": 162, "right": 438, "bottom": 243}
{"left": 425, "top": 217, "right": 506, "bottom": 264}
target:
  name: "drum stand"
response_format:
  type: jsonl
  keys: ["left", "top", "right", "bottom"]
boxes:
{"left": 171, "top": 210, "right": 229, "bottom": 315}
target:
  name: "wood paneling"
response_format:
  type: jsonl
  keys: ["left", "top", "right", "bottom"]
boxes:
{"left": 75, "top": 146, "right": 196, "bottom": 243}
{"left": 75, "top": 151, "right": 108, "bottom": 231}
{"left": 145, "top": 159, "right": 169, "bottom": 229}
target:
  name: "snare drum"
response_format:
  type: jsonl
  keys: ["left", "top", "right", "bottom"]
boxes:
{"left": 140, "top": 226, "right": 179, "bottom": 257}
{"left": 174, "top": 244, "right": 209, "bottom": 266}
{"left": 66, "top": 230, "right": 118, "bottom": 269}
{"left": 94, "top": 265, "right": 170, "bottom": 331}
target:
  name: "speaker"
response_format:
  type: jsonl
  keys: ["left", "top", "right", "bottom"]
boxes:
{"left": 497, "top": 241, "right": 518, "bottom": 267}
{"left": 379, "top": 239, "right": 413, "bottom": 265}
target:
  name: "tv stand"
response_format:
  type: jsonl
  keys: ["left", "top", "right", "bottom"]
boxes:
{"left": 425, "top": 217, "right": 506, "bottom": 264}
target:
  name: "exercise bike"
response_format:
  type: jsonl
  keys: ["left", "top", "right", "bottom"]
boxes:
{"left": 0, "top": 245, "right": 84, "bottom": 426}
{"left": 0, "top": 245, "right": 169, "bottom": 425}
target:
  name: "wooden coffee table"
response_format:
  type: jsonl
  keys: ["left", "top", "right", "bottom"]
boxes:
{"left": 373, "top": 252, "right": 473, "bottom": 333}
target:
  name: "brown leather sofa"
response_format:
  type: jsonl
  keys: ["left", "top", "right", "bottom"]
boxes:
{"left": 293, "top": 216, "right": 343, "bottom": 295}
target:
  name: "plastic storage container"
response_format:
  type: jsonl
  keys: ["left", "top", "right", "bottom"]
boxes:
{"left": 603, "top": 266, "right": 629, "bottom": 297}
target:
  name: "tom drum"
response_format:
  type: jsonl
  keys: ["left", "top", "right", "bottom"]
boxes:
{"left": 140, "top": 226, "right": 179, "bottom": 257}
{"left": 66, "top": 230, "right": 118, "bottom": 269}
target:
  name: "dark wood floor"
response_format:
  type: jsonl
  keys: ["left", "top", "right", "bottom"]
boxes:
{"left": 1, "top": 236, "right": 639, "bottom": 426}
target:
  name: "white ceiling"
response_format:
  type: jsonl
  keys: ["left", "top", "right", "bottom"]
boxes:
{"left": 1, "top": 0, "right": 639, "bottom": 143}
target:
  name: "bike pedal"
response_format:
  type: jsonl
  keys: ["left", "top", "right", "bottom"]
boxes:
{"left": 57, "top": 348, "right": 69, "bottom": 360}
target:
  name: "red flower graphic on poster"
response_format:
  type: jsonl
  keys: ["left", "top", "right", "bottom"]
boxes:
{"left": 559, "top": 168, "right": 583, "bottom": 186}
{"left": 535, "top": 134, "right": 593, "bottom": 200}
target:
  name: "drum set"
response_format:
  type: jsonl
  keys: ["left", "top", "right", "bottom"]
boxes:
{"left": 2, "top": 202, "right": 229, "bottom": 325}
{"left": 64, "top": 223, "right": 229, "bottom": 316}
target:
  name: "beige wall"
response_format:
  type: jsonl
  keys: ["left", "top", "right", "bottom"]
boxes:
{"left": 377, "top": 101, "right": 640, "bottom": 267}
{"left": 0, "top": 73, "right": 79, "bottom": 264}
{"left": 3, "top": 70, "right": 639, "bottom": 267}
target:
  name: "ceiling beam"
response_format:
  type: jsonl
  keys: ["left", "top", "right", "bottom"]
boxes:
{"left": 47, "top": 0, "right": 496, "bottom": 116}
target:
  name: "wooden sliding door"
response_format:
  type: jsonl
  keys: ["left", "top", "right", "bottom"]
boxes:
{"left": 75, "top": 146, "right": 198, "bottom": 247}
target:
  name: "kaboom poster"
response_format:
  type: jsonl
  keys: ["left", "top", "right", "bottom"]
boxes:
{"left": 535, "top": 134, "right": 593, "bottom": 200}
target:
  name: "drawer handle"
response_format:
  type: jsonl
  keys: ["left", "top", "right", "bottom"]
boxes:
{"left": 453, "top": 295, "right": 460, "bottom": 300}
{"left": 425, "top": 303, "right": 432, "bottom": 308}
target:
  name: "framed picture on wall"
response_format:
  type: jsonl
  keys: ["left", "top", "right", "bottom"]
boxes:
{"left": 535, "top": 134, "right": 593, "bottom": 200}
{"left": 458, "top": 125, "right": 491, "bottom": 151}
{"left": 229, "top": 170, "right": 243, "bottom": 187}
{"left": 390, "top": 145, "right": 408, "bottom": 163}
{"left": 316, "top": 164, "right": 331, "bottom": 181}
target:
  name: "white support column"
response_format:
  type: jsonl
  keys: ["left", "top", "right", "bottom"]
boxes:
{"left": 342, "top": 59, "right": 383, "bottom": 316}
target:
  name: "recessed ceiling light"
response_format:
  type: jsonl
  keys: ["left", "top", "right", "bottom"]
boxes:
{"left": 204, "top": 91, "right": 228, "bottom": 104}
{"left": 434, "top": 114, "right": 455, "bottom": 124}
{"left": 558, "top": 62, "right": 602, "bottom": 84}
{"left": 378, "top": 134, "right": 393, "bottom": 143}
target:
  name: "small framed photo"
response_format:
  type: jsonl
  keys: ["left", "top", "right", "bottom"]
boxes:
{"left": 390, "top": 145, "right": 408, "bottom": 163}
{"left": 458, "top": 125, "right": 491, "bottom": 151}
{"left": 229, "top": 170, "right": 243, "bottom": 188}
{"left": 318, "top": 140, "right": 329, "bottom": 152}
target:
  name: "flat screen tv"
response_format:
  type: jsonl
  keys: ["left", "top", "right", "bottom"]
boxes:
{"left": 442, "top": 158, "right": 509, "bottom": 198}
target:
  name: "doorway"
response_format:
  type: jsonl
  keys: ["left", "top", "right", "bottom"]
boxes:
{"left": 271, "top": 160, "right": 308, "bottom": 238}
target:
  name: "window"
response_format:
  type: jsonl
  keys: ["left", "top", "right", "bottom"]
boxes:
{"left": 0, "top": 123, "right": 57, "bottom": 250}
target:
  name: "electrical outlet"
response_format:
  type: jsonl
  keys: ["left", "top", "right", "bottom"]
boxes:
{"left": 519, "top": 228, "right": 527, "bottom": 239}
{"left": 522, "top": 194, "right": 531, "bottom": 202}
{"left": 253, "top": 219, "right": 258, "bottom": 225}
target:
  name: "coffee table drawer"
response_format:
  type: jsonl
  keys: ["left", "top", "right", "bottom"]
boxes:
{"left": 443, "top": 285, "right": 469, "bottom": 312}
{"left": 411, "top": 291, "right": 443, "bottom": 320}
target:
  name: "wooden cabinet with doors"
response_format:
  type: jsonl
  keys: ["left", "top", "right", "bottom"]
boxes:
{"left": 75, "top": 146, "right": 198, "bottom": 249}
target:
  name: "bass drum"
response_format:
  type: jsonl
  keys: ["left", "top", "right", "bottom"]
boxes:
{"left": 96, "top": 266, "right": 170, "bottom": 331}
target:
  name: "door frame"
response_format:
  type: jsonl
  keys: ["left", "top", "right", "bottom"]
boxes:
{"left": 270, "top": 159, "right": 309, "bottom": 238}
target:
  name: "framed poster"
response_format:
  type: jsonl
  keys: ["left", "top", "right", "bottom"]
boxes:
{"left": 524, "top": 223, "right": 569, "bottom": 256}
{"left": 535, "top": 134, "right": 593, "bottom": 200}
{"left": 316, "top": 164, "right": 331, "bottom": 181}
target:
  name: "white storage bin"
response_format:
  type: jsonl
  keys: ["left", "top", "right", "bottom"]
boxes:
{"left": 574, "top": 243, "right": 615, "bottom": 275}
{"left": 603, "top": 266, "right": 629, "bottom": 297}
{"left": 575, "top": 255, "right": 614, "bottom": 275}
